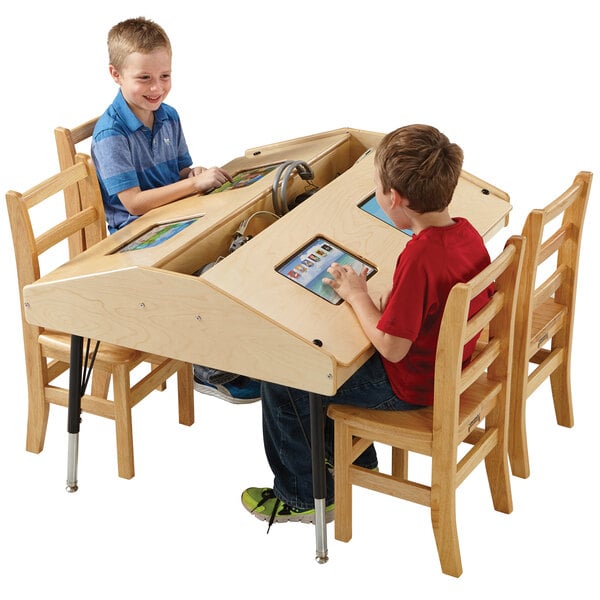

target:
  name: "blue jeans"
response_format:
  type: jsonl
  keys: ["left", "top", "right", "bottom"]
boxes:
{"left": 260, "top": 352, "right": 424, "bottom": 510}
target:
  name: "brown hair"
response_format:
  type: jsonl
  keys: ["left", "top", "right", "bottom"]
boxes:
{"left": 374, "top": 124, "right": 464, "bottom": 213}
{"left": 108, "top": 17, "right": 172, "bottom": 71}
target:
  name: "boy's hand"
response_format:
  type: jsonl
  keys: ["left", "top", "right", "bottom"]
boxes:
{"left": 322, "top": 262, "right": 369, "bottom": 304}
{"left": 189, "top": 166, "right": 233, "bottom": 193}
{"left": 187, "top": 166, "right": 207, "bottom": 177}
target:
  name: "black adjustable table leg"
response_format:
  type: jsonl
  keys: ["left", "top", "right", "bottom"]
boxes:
{"left": 309, "top": 391, "right": 328, "bottom": 563}
{"left": 66, "top": 335, "right": 83, "bottom": 492}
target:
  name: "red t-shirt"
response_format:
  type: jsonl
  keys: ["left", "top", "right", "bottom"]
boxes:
{"left": 378, "top": 217, "right": 492, "bottom": 406}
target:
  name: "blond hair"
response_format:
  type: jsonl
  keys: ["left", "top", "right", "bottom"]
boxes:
{"left": 108, "top": 17, "right": 172, "bottom": 71}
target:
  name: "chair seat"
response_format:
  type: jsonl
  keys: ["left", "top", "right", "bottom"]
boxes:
{"left": 328, "top": 375, "right": 501, "bottom": 455}
{"left": 528, "top": 298, "right": 567, "bottom": 358}
{"left": 39, "top": 330, "right": 144, "bottom": 366}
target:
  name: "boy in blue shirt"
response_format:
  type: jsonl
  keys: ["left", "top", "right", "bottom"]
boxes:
{"left": 92, "top": 17, "right": 259, "bottom": 403}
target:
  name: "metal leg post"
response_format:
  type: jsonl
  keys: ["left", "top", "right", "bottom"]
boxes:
{"left": 66, "top": 335, "right": 83, "bottom": 492}
{"left": 309, "top": 391, "right": 328, "bottom": 563}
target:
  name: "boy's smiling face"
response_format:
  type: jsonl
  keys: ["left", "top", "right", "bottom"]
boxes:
{"left": 109, "top": 47, "right": 172, "bottom": 124}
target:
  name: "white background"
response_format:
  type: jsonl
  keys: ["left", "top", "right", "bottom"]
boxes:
{"left": 1, "top": 0, "right": 598, "bottom": 597}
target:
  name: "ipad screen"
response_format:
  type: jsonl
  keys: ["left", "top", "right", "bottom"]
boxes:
{"left": 275, "top": 236, "right": 377, "bottom": 305}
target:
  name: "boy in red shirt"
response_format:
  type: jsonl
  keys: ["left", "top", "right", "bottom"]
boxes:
{"left": 242, "top": 124, "right": 492, "bottom": 526}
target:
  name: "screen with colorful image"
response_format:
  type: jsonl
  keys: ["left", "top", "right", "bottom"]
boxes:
{"left": 275, "top": 236, "right": 377, "bottom": 305}
{"left": 210, "top": 162, "right": 283, "bottom": 193}
{"left": 116, "top": 217, "right": 202, "bottom": 253}
{"left": 358, "top": 193, "right": 413, "bottom": 236}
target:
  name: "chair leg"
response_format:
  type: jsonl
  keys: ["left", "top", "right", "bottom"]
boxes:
{"left": 333, "top": 420, "right": 353, "bottom": 542}
{"left": 25, "top": 357, "right": 50, "bottom": 453}
{"left": 177, "top": 363, "right": 195, "bottom": 426}
{"left": 91, "top": 367, "right": 111, "bottom": 398}
{"left": 549, "top": 354, "right": 574, "bottom": 428}
{"left": 25, "top": 390, "right": 49, "bottom": 454}
{"left": 112, "top": 364, "right": 135, "bottom": 479}
{"left": 508, "top": 377, "right": 531, "bottom": 479}
{"left": 484, "top": 433, "right": 513, "bottom": 514}
{"left": 152, "top": 361, "right": 167, "bottom": 392}
{"left": 430, "top": 457, "right": 462, "bottom": 577}
{"left": 391, "top": 447, "right": 408, "bottom": 480}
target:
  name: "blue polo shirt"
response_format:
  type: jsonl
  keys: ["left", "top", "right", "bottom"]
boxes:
{"left": 91, "top": 90, "right": 193, "bottom": 232}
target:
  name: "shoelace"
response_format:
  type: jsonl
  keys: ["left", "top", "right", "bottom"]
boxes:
{"left": 251, "top": 489, "right": 295, "bottom": 533}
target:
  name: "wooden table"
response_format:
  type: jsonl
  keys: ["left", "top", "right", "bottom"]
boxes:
{"left": 22, "top": 128, "right": 511, "bottom": 562}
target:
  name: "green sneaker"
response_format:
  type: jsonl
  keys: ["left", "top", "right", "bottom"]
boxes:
{"left": 241, "top": 487, "right": 334, "bottom": 532}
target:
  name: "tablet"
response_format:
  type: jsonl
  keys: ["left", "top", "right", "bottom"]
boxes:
{"left": 357, "top": 193, "right": 413, "bottom": 236}
{"left": 115, "top": 216, "right": 202, "bottom": 253}
{"left": 275, "top": 236, "right": 377, "bottom": 305}
{"left": 210, "top": 162, "right": 283, "bottom": 193}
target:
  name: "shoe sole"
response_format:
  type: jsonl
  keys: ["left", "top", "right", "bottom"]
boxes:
{"left": 193, "top": 381, "right": 260, "bottom": 405}
{"left": 242, "top": 499, "right": 335, "bottom": 524}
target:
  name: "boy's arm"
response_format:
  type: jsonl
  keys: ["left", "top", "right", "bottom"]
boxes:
{"left": 323, "top": 263, "right": 412, "bottom": 363}
{"left": 118, "top": 167, "right": 232, "bottom": 216}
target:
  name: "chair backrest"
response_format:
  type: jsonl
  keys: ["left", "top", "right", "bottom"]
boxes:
{"left": 515, "top": 171, "right": 591, "bottom": 375}
{"left": 54, "top": 117, "right": 101, "bottom": 257}
{"left": 6, "top": 154, "right": 106, "bottom": 343}
{"left": 55, "top": 117, "right": 98, "bottom": 170}
{"left": 434, "top": 235, "right": 525, "bottom": 460}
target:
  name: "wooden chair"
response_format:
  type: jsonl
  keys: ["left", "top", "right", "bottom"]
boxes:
{"left": 6, "top": 153, "right": 195, "bottom": 479}
{"left": 54, "top": 117, "right": 99, "bottom": 258}
{"left": 327, "top": 236, "right": 525, "bottom": 577}
{"left": 508, "top": 171, "right": 592, "bottom": 478}
{"left": 56, "top": 118, "right": 184, "bottom": 396}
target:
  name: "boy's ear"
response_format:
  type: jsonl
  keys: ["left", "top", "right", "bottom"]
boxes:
{"left": 390, "top": 188, "right": 410, "bottom": 208}
{"left": 108, "top": 65, "right": 121, "bottom": 84}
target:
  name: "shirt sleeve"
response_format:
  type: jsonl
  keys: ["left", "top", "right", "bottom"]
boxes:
{"left": 174, "top": 118, "right": 193, "bottom": 172}
{"left": 92, "top": 131, "right": 141, "bottom": 196}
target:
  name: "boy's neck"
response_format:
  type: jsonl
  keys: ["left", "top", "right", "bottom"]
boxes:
{"left": 411, "top": 208, "right": 455, "bottom": 235}
{"left": 136, "top": 109, "right": 155, "bottom": 129}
